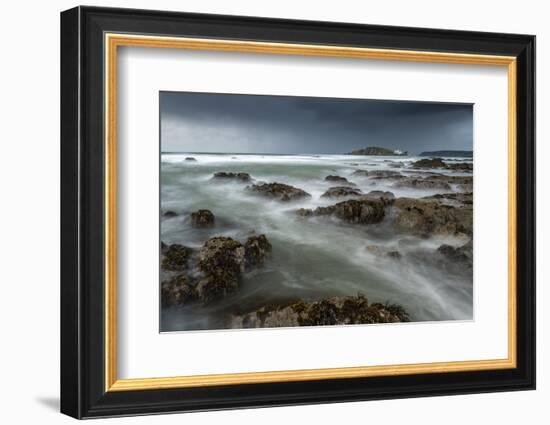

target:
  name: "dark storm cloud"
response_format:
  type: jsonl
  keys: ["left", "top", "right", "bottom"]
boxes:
{"left": 160, "top": 91, "right": 473, "bottom": 154}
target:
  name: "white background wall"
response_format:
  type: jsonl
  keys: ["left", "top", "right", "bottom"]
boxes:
{"left": 0, "top": 0, "right": 545, "bottom": 423}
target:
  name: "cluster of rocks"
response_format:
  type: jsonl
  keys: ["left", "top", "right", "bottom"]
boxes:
{"left": 231, "top": 294, "right": 409, "bottom": 328}
{"left": 161, "top": 234, "right": 272, "bottom": 307}
{"left": 412, "top": 157, "right": 473, "bottom": 171}
{"left": 297, "top": 197, "right": 387, "bottom": 225}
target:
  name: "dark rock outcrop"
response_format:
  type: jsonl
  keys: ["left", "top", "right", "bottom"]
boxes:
{"left": 190, "top": 209, "right": 215, "bottom": 228}
{"left": 412, "top": 158, "right": 446, "bottom": 168}
{"left": 185, "top": 157, "right": 197, "bottom": 161}
{"left": 161, "top": 244, "right": 193, "bottom": 271}
{"left": 321, "top": 186, "right": 363, "bottom": 198}
{"left": 212, "top": 172, "right": 252, "bottom": 182}
{"left": 298, "top": 198, "right": 386, "bottom": 225}
{"left": 367, "top": 170, "right": 404, "bottom": 179}
{"left": 351, "top": 169, "right": 369, "bottom": 176}
{"left": 438, "top": 240, "right": 473, "bottom": 268}
{"left": 243, "top": 234, "right": 272, "bottom": 268}
{"left": 324, "top": 175, "right": 356, "bottom": 186}
{"left": 349, "top": 147, "right": 407, "bottom": 156}
{"left": 392, "top": 197, "right": 472, "bottom": 236}
{"left": 231, "top": 294, "right": 409, "bottom": 328}
{"left": 392, "top": 178, "right": 452, "bottom": 190}
{"left": 246, "top": 182, "right": 311, "bottom": 202}
{"left": 162, "top": 210, "right": 178, "bottom": 218}
{"left": 161, "top": 275, "right": 198, "bottom": 307}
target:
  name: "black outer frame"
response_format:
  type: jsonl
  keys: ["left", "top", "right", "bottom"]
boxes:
{"left": 60, "top": 6, "right": 536, "bottom": 419}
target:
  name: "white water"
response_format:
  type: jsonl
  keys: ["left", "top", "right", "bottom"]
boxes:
{"left": 160, "top": 153, "right": 473, "bottom": 331}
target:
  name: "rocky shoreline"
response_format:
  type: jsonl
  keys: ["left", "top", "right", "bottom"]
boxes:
{"left": 161, "top": 156, "right": 473, "bottom": 330}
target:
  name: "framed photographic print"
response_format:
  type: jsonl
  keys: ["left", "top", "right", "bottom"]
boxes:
{"left": 60, "top": 6, "right": 536, "bottom": 419}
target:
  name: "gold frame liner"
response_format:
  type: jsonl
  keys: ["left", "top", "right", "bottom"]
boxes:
{"left": 104, "top": 33, "right": 517, "bottom": 392}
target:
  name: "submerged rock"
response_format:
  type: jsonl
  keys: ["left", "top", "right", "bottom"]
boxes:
{"left": 392, "top": 197, "right": 472, "bottom": 236}
{"left": 321, "top": 186, "right": 363, "bottom": 198}
{"left": 446, "top": 162, "right": 473, "bottom": 171}
{"left": 190, "top": 209, "right": 215, "bottom": 228}
{"left": 365, "top": 245, "right": 402, "bottom": 259}
{"left": 162, "top": 210, "right": 178, "bottom": 218}
{"left": 185, "top": 157, "right": 197, "bottom": 161}
{"left": 246, "top": 182, "right": 311, "bottom": 202}
{"left": 298, "top": 198, "right": 386, "bottom": 225}
{"left": 351, "top": 169, "right": 369, "bottom": 177}
{"left": 424, "top": 192, "right": 473, "bottom": 206}
{"left": 161, "top": 275, "right": 198, "bottom": 307}
{"left": 212, "top": 171, "right": 252, "bottom": 182}
{"left": 412, "top": 158, "right": 446, "bottom": 168}
{"left": 161, "top": 244, "right": 193, "bottom": 271}
{"left": 231, "top": 294, "right": 409, "bottom": 328}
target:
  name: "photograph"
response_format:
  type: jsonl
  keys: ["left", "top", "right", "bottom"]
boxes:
{"left": 159, "top": 92, "right": 474, "bottom": 332}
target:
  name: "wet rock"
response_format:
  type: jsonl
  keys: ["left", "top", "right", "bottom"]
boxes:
{"left": 365, "top": 245, "right": 402, "bottom": 259}
{"left": 424, "top": 192, "right": 473, "bottom": 206}
{"left": 324, "top": 175, "right": 356, "bottom": 186}
{"left": 198, "top": 237, "right": 246, "bottom": 276}
{"left": 246, "top": 182, "right": 311, "bottom": 202}
{"left": 244, "top": 234, "right": 272, "bottom": 268}
{"left": 231, "top": 294, "right": 409, "bottom": 328}
{"left": 185, "top": 157, "right": 197, "bottom": 161}
{"left": 321, "top": 186, "right": 363, "bottom": 198}
{"left": 196, "top": 270, "right": 239, "bottom": 304}
{"left": 363, "top": 191, "right": 396, "bottom": 205}
{"left": 161, "top": 275, "right": 198, "bottom": 307}
{"left": 438, "top": 240, "right": 473, "bottom": 267}
{"left": 392, "top": 178, "right": 452, "bottom": 190}
{"left": 392, "top": 197, "right": 472, "bottom": 236}
{"left": 367, "top": 170, "right": 404, "bottom": 179}
{"left": 190, "top": 209, "right": 215, "bottom": 228}
{"left": 212, "top": 171, "right": 252, "bottom": 182}
{"left": 351, "top": 169, "right": 369, "bottom": 177}
{"left": 412, "top": 158, "right": 446, "bottom": 168}
{"left": 299, "top": 198, "right": 386, "bottom": 225}
{"left": 163, "top": 210, "right": 178, "bottom": 218}
{"left": 446, "top": 162, "right": 473, "bottom": 171}
{"left": 161, "top": 244, "right": 193, "bottom": 271}
{"left": 424, "top": 175, "right": 473, "bottom": 192}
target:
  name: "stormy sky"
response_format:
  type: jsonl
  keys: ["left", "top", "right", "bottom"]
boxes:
{"left": 160, "top": 91, "right": 473, "bottom": 155}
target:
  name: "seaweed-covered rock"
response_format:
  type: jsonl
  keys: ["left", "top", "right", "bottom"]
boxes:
{"left": 438, "top": 240, "right": 473, "bottom": 267}
{"left": 231, "top": 294, "right": 409, "bottom": 328}
{"left": 321, "top": 186, "right": 363, "bottom": 198}
{"left": 190, "top": 209, "right": 215, "bottom": 228}
{"left": 424, "top": 192, "right": 473, "bottom": 206}
{"left": 161, "top": 244, "right": 193, "bottom": 271}
{"left": 246, "top": 182, "right": 311, "bottom": 202}
{"left": 367, "top": 170, "right": 404, "bottom": 179}
{"left": 392, "top": 197, "right": 472, "bottom": 236}
{"left": 363, "top": 191, "right": 396, "bottom": 206}
{"left": 161, "top": 275, "right": 198, "bottom": 306}
{"left": 298, "top": 198, "right": 386, "bottom": 225}
{"left": 196, "top": 270, "right": 239, "bottom": 304}
{"left": 392, "top": 178, "right": 452, "bottom": 190}
{"left": 324, "top": 175, "right": 356, "bottom": 186}
{"left": 412, "top": 158, "right": 446, "bottom": 168}
{"left": 198, "top": 237, "right": 246, "bottom": 276}
{"left": 212, "top": 172, "right": 252, "bottom": 182}
{"left": 244, "top": 234, "right": 272, "bottom": 268}
{"left": 446, "top": 162, "right": 473, "bottom": 171}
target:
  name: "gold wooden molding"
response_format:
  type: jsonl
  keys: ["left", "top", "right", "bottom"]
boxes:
{"left": 104, "top": 33, "right": 518, "bottom": 392}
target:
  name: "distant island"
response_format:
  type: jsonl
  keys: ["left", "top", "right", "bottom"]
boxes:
{"left": 420, "top": 150, "right": 473, "bottom": 157}
{"left": 349, "top": 146, "right": 408, "bottom": 156}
